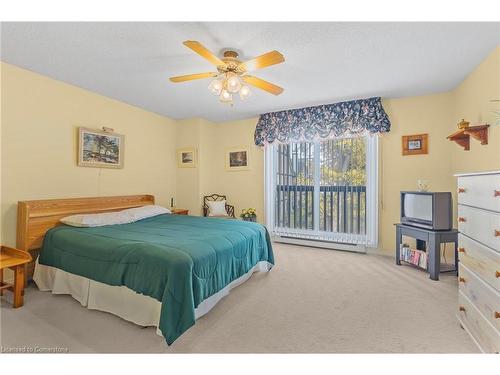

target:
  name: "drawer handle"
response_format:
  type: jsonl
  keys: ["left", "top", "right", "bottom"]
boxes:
{"left": 459, "top": 306, "right": 466, "bottom": 312}
{"left": 458, "top": 247, "right": 466, "bottom": 253}
{"left": 495, "top": 230, "right": 500, "bottom": 237}
{"left": 496, "top": 271, "right": 500, "bottom": 278}
{"left": 495, "top": 312, "right": 500, "bottom": 319}
{"left": 458, "top": 217, "right": 466, "bottom": 223}
{"left": 495, "top": 190, "right": 500, "bottom": 197}
{"left": 458, "top": 277, "right": 466, "bottom": 283}
{"left": 458, "top": 188, "right": 466, "bottom": 193}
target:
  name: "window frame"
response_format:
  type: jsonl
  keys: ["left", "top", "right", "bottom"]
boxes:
{"left": 264, "top": 134, "right": 379, "bottom": 250}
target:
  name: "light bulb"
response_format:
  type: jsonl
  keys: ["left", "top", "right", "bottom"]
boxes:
{"left": 219, "top": 89, "right": 232, "bottom": 103}
{"left": 208, "top": 79, "right": 223, "bottom": 96}
{"left": 225, "top": 72, "right": 241, "bottom": 93}
{"left": 239, "top": 85, "right": 251, "bottom": 100}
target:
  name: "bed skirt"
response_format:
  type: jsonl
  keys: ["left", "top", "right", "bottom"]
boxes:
{"left": 33, "top": 260, "right": 272, "bottom": 338}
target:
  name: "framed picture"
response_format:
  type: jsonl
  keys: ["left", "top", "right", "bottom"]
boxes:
{"left": 226, "top": 147, "right": 250, "bottom": 171}
{"left": 402, "top": 134, "right": 428, "bottom": 156}
{"left": 78, "top": 127, "right": 124, "bottom": 168}
{"left": 177, "top": 147, "right": 197, "bottom": 168}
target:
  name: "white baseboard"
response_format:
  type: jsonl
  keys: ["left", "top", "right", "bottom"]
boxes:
{"left": 272, "top": 236, "right": 398, "bottom": 257}
{"left": 272, "top": 236, "right": 367, "bottom": 254}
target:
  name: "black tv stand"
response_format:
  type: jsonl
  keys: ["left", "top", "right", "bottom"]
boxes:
{"left": 395, "top": 223, "right": 458, "bottom": 281}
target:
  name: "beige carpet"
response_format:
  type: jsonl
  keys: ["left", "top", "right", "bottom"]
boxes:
{"left": 0, "top": 243, "right": 478, "bottom": 353}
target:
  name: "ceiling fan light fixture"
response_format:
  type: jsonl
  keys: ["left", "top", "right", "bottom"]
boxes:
{"left": 225, "top": 72, "right": 242, "bottom": 93}
{"left": 219, "top": 89, "right": 232, "bottom": 104}
{"left": 239, "top": 85, "right": 251, "bottom": 100}
{"left": 208, "top": 78, "right": 223, "bottom": 96}
{"left": 170, "top": 40, "right": 285, "bottom": 104}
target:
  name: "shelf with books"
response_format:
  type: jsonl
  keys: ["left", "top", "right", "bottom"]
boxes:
{"left": 400, "top": 245, "right": 428, "bottom": 270}
{"left": 395, "top": 224, "right": 458, "bottom": 281}
{"left": 399, "top": 244, "right": 457, "bottom": 273}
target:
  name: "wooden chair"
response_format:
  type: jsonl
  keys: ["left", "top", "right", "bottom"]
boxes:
{"left": 0, "top": 245, "right": 32, "bottom": 308}
{"left": 203, "top": 194, "right": 235, "bottom": 218}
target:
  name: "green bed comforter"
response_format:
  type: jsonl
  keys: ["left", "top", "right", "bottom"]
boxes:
{"left": 39, "top": 214, "right": 274, "bottom": 344}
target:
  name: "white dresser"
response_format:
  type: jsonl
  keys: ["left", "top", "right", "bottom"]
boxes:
{"left": 456, "top": 171, "right": 500, "bottom": 353}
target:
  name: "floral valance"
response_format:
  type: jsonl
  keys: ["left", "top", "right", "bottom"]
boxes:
{"left": 254, "top": 97, "right": 391, "bottom": 146}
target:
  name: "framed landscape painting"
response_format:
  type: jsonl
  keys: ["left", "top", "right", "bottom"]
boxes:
{"left": 177, "top": 147, "right": 197, "bottom": 168}
{"left": 78, "top": 127, "right": 124, "bottom": 168}
{"left": 225, "top": 147, "right": 250, "bottom": 171}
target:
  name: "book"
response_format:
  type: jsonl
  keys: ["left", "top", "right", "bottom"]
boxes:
{"left": 400, "top": 244, "right": 428, "bottom": 270}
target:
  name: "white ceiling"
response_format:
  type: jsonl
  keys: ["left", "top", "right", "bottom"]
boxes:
{"left": 1, "top": 22, "right": 499, "bottom": 122}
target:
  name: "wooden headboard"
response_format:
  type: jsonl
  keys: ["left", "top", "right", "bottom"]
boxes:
{"left": 17, "top": 195, "right": 155, "bottom": 252}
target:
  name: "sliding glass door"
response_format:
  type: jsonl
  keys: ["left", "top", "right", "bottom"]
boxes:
{"left": 274, "top": 142, "right": 315, "bottom": 231}
{"left": 265, "top": 135, "right": 378, "bottom": 247}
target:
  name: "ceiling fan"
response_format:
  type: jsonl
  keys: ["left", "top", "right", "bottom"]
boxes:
{"left": 169, "top": 41, "right": 285, "bottom": 104}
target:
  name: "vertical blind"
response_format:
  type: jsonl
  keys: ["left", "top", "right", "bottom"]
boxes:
{"left": 275, "top": 142, "right": 315, "bottom": 231}
{"left": 268, "top": 135, "right": 377, "bottom": 246}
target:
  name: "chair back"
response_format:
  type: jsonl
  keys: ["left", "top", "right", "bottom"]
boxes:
{"left": 203, "top": 194, "right": 235, "bottom": 218}
{"left": 203, "top": 194, "right": 229, "bottom": 217}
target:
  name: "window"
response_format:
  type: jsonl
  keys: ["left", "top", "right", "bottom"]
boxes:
{"left": 264, "top": 135, "right": 378, "bottom": 249}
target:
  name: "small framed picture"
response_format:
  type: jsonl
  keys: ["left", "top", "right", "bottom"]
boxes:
{"left": 225, "top": 147, "right": 250, "bottom": 171}
{"left": 177, "top": 148, "right": 197, "bottom": 168}
{"left": 408, "top": 140, "right": 421, "bottom": 150}
{"left": 78, "top": 127, "right": 124, "bottom": 169}
{"left": 402, "top": 134, "right": 428, "bottom": 155}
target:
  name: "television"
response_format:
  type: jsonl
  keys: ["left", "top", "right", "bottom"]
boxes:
{"left": 400, "top": 191, "right": 452, "bottom": 230}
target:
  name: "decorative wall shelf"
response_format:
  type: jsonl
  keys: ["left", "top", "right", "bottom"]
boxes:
{"left": 447, "top": 129, "right": 471, "bottom": 150}
{"left": 464, "top": 125, "right": 489, "bottom": 145}
{"left": 447, "top": 123, "right": 489, "bottom": 151}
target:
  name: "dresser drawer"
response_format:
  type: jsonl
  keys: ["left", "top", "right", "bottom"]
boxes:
{"left": 459, "top": 263, "right": 500, "bottom": 331}
{"left": 458, "top": 205, "right": 500, "bottom": 251}
{"left": 458, "top": 233, "right": 500, "bottom": 292}
{"left": 457, "top": 174, "right": 500, "bottom": 212}
{"left": 458, "top": 291, "right": 500, "bottom": 353}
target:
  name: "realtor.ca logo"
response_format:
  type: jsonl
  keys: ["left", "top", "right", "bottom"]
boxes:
{"left": 1, "top": 346, "right": 69, "bottom": 353}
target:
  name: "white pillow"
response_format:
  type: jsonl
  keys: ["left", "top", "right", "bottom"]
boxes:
{"left": 207, "top": 200, "right": 228, "bottom": 217}
{"left": 60, "top": 205, "right": 171, "bottom": 227}
{"left": 60, "top": 211, "right": 133, "bottom": 227}
{"left": 121, "top": 205, "right": 171, "bottom": 221}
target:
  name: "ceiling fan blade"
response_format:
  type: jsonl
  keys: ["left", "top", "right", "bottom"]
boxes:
{"left": 242, "top": 75, "right": 284, "bottom": 95}
{"left": 169, "top": 72, "right": 218, "bottom": 83}
{"left": 239, "top": 50, "right": 284, "bottom": 72}
{"left": 183, "top": 41, "right": 225, "bottom": 67}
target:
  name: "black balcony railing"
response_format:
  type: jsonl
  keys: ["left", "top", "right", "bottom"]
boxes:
{"left": 275, "top": 185, "right": 366, "bottom": 235}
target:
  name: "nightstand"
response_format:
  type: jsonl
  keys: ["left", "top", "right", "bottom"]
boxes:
{"left": 171, "top": 208, "right": 189, "bottom": 215}
{"left": 1, "top": 245, "right": 32, "bottom": 308}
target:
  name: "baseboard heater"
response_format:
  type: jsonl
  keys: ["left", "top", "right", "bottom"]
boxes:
{"left": 272, "top": 235, "right": 367, "bottom": 254}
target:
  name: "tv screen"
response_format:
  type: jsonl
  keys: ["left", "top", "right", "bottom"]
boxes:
{"left": 403, "top": 193, "right": 432, "bottom": 222}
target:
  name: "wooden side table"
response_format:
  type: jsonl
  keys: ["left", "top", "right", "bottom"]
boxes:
{"left": 171, "top": 208, "right": 189, "bottom": 215}
{"left": 0, "top": 245, "right": 32, "bottom": 308}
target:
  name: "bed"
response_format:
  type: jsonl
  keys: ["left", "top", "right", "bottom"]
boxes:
{"left": 17, "top": 195, "right": 274, "bottom": 344}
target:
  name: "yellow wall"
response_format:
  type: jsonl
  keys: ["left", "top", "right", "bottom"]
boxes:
{"left": 174, "top": 117, "right": 264, "bottom": 222}
{"left": 189, "top": 48, "right": 499, "bottom": 255}
{"left": 451, "top": 47, "right": 500, "bottom": 174}
{"left": 0, "top": 61, "right": 3, "bottom": 246}
{"left": 1, "top": 62, "right": 178, "bottom": 246}
{"left": 174, "top": 117, "right": 219, "bottom": 216}
{"left": 186, "top": 95, "right": 456, "bottom": 254}
{"left": 379, "top": 94, "right": 455, "bottom": 253}
{"left": 2, "top": 46, "right": 498, "bottom": 257}
{"left": 175, "top": 118, "right": 204, "bottom": 215}
{"left": 204, "top": 118, "right": 264, "bottom": 222}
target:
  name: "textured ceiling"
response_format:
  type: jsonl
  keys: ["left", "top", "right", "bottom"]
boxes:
{"left": 1, "top": 22, "right": 499, "bottom": 122}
